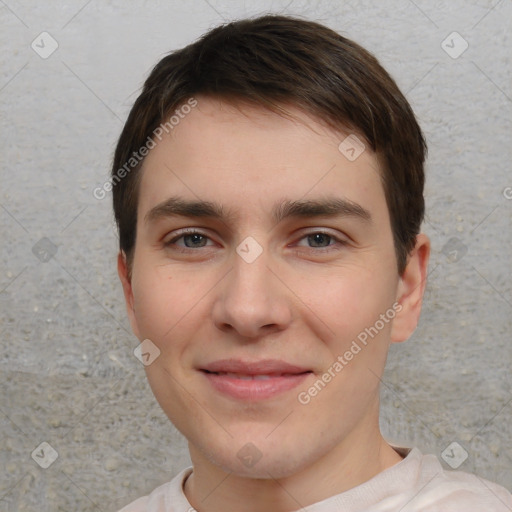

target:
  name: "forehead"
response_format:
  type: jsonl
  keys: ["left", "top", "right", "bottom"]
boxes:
{"left": 137, "top": 96, "right": 387, "bottom": 222}
{"left": 166, "top": 97, "right": 355, "bottom": 155}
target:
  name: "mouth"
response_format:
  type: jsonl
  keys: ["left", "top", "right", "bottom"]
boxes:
{"left": 200, "top": 359, "right": 313, "bottom": 401}
{"left": 204, "top": 371, "right": 307, "bottom": 380}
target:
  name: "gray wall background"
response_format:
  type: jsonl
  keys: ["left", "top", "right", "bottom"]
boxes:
{"left": 1, "top": 0, "right": 511, "bottom": 510}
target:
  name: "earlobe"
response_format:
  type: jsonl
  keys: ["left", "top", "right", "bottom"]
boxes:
{"left": 117, "top": 251, "right": 141, "bottom": 340}
{"left": 390, "top": 233, "right": 430, "bottom": 343}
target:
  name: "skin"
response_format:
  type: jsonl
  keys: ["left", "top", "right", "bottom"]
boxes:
{"left": 118, "top": 96, "right": 430, "bottom": 512}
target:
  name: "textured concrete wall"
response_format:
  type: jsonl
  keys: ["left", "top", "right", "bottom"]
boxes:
{"left": 1, "top": 0, "right": 510, "bottom": 510}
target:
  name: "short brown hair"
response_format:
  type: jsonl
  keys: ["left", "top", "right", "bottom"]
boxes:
{"left": 112, "top": 14, "right": 426, "bottom": 274}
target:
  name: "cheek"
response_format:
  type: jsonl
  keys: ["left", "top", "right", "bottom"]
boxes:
{"left": 131, "top": 265, "right": 178, "bottom": 339}
{"left": 301, "top": 265, "right": 398, "bottom": 349}
{"left": 131, "top": 261, "right": 210, "bottom": 351}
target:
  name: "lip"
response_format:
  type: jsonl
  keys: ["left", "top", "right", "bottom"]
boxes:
{"left": 202, "top": 358, "right": 310, "bottom": 375}
{"left": 200, "top": 359, "right": 312, "bottom": 401}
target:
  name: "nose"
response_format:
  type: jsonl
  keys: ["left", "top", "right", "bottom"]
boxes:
{"left": 211, "top": 245, "right": 292, "bottom": 339}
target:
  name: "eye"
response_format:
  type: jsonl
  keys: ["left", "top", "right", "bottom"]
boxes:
{"left": 295, "top": 231, "right": 348, "bottom": 250}
{"left": 300, "top": 232, "right": 333, "bottom": 248}
{"left": 164, "top": 229, "right": 215, "bottom": 249}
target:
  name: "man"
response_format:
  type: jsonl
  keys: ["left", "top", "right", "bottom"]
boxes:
{"left": 113, "top": 14, "right": 512, "bottom": 511}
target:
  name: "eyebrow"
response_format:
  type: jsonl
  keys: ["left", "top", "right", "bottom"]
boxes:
{"left": 273, "top": 197, "right": 371, "bottom": 224}
{"left": 144, "top": 196, "right": 372, "bottom": 225}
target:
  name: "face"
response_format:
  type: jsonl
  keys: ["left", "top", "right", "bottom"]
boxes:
{"left": 119, "top": 96, "right": 428, "bottom": 479}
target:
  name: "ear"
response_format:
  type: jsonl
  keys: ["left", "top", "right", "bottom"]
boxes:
{"left": 391, "top": 233, "right": 430, "bottom": 343}
{"left": 117, "top": 251, "right": 141, "bottom": 340}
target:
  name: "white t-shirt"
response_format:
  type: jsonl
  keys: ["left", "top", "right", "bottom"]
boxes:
{"left": 117, "top": 446, "right": 512, "bottom": 511}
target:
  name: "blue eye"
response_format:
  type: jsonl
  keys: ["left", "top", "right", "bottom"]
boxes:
{"left": 180, "top": 233, "right": 208, "bottom": 248}
{"left": 301, "top": 232, "right": 335, "bottom": 248}
{"left": 165, "top": 230, "right": 212, "bottom": 248}
{"left": 164, "top": 230, "right": 347, "bottom": 252}
{"left": 294, "top": 231, "right": 348, "bottom": 251}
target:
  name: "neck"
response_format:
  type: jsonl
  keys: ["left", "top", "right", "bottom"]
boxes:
{"left": 183, "top": 416, "right": 404, "bottom": 512}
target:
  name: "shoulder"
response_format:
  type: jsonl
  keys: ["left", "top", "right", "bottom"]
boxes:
{"left": 403, "top": 449, "right": 512, "bottom": 511}
{"left": 116, "top": 467, "right": 194, "bottom": 512}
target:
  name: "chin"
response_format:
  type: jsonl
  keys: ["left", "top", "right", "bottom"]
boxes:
{"left": 196, "top": 436, "right": 314, "bottom": 480}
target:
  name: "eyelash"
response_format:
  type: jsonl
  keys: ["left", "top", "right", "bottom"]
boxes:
{"left": 164, "top": 228, "right": 348, "bottom": 253}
